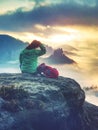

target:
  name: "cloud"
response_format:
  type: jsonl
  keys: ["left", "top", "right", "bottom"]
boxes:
{"left": 64, "top": 51, "right": 79, "bottom": 56}
{"left": 0, "top": 1, "right": 98, "bottom": 32}
{"left": 73, "top": 41, "right": 98, "bottom": 75}
{"left": 60, "top": 44, "right": 78, "bottom": 56}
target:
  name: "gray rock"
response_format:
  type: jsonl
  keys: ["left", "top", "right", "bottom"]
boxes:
{"left": 0, "top": 97, "right": 5, "bottom": 109}
{"left": 0, "top": 73, "right": 98, "bottom": 130}
{"left": 0, "top": 111, "right": 14, "bottom": 130}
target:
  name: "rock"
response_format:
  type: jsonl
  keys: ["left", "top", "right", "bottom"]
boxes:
{"left": 2, "top": 99, "right": 21, "bottom": 112}
{"left": 0, "top": 73, "right": 98, "bottom": 130}
{"left": 0, "top": 111, "right": 14, "bottom": 130}
{"left": 0, "top": 97, "right": 5, "bottom": 109}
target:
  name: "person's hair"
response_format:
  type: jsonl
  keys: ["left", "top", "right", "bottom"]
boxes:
{"left": 26, "top": 40, "right": 41, "bottom": 50}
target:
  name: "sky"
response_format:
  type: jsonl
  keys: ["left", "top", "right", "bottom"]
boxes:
{"left": 0, "top": 0, "right": 98, "bottom": 87}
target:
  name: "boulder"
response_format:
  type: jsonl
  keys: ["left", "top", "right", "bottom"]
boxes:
{"left": 0, "top": 73, "right": 98, "bottom": 130}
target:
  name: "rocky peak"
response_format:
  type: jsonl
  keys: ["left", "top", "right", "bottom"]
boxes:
{"left": 45, "top": 48, "right": 76, "bottom": 64}
{"left": 0, "top": 74, "right": 98, "bottom": 130}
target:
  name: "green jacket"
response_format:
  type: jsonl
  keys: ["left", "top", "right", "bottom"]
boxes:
{"left": 19, "top": 44, "right": 46, "bottom": 73}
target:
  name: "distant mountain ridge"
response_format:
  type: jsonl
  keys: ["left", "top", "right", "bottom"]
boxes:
{"left": 0, "top": 34, "right": 27, "bottom": 63}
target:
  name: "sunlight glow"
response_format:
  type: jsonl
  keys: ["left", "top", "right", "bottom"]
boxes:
{"left": 49, "top": 34, "right": 75, "bottom": 43}
{"left": 53, "top": 26, "right": 79, "bottom": 33}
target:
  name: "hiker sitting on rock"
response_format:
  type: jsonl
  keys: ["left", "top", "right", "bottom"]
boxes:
{"left": 19, "top": 40, "right": 46, "bottom": 74}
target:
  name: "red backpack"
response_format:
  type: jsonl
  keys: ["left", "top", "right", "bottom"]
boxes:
{"left": 37, "top": 63, "right": 59, "bottom": 78}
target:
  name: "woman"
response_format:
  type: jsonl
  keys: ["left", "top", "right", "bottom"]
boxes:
{"left": 19, "top": 40, "right": 46, "bottom": 74}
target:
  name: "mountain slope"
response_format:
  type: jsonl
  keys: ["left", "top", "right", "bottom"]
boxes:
{"left": 0, "top": 34, "right": 27, "bottom": 63}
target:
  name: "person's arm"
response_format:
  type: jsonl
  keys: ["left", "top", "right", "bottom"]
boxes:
{"left": 37, "top": 44, "right": 46, "bottom": 56}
